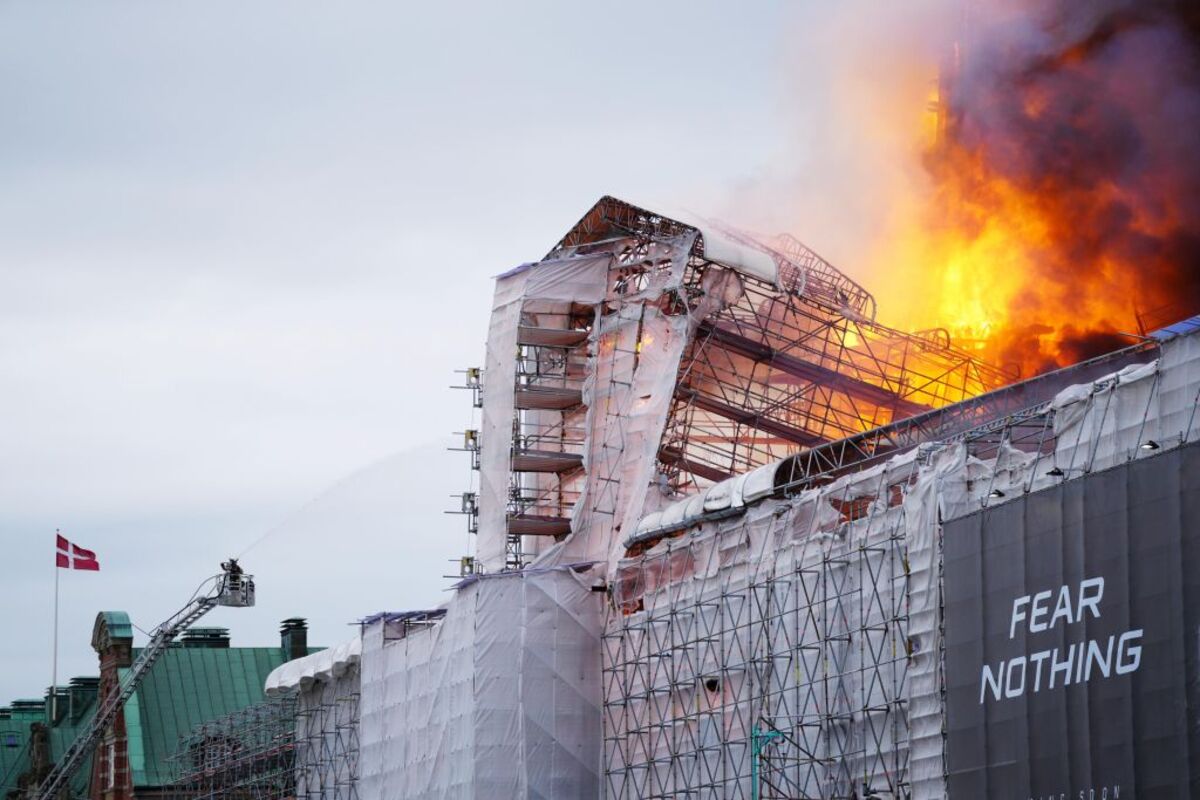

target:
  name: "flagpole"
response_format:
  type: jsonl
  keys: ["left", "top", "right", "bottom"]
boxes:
{"left": 52, "top": 529, "right": 59, "bottom": 723}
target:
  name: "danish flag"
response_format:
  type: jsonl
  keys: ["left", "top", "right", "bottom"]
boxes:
{"left": 56, "top": 533, "right": 100, "bottom": 571}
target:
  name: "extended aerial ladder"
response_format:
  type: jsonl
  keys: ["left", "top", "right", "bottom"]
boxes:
{"left": 34, "top": 560, "right": 256, "bottom": 800}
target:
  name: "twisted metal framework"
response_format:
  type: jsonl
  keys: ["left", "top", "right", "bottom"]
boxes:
{"left": 454, "top": 197, "right": 1017, "bottom": 569}
{"left": 549, "top": 196, "right": 1013, "bottom": 497}
{"left": 661, "top": 259, "right": 1008, "bottom": 491}
{"left": 772, "top": 338, "right": 1160, "bottom": 495}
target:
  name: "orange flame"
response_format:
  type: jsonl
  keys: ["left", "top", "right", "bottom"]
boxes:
{"left": 861, "top": 4, "right": 1200, "bottom": 377}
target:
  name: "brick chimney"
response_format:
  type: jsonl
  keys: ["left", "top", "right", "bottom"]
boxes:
{"left": 43, "top": 686, "right": 68, "bottom": 725}
{"left": 280, "top": 618, "right": 308, "bottom": 661}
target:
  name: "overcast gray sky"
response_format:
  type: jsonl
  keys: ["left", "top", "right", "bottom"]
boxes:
{"left": 0, "top": 1, "right": 949, "bottom": 701}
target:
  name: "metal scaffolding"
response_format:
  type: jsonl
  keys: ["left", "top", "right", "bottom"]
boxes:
{"left": 169, "top": 687, "right": 359, "bottom": 800}
{"left": 548, "top": 197, "right": 1014, "bottom": 497}
{"left": 169, "top": 694, "right": 298, "bottom": 800}
{"left": 505, "top": 301, "right": 594, "bottom": 566}
{"left": 600, "top": 321, "right": 1199, "bottom": 800}
{"left": 602, "top": 469, "right": 917, "bottom": 799}
{"left": 295, "top": 687, "right": 359, "bottom": 800}
{"left": 454, "top": 196, "right": 1016, "bottom": 572}
{"left": 773, "top": 336, "right": 1160, "bottom": 496}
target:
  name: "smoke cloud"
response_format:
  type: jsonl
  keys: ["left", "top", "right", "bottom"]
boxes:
{"left": 939, "top": 0, "right": 1200, "bottom": 370}
{"left": 745, "top": 1, "right": 1200, "bottom": 376}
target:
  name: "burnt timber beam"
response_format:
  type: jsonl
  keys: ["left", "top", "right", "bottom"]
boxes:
{"left": 698, "top": 322, "right": 930, "bottom": 418}
{"left": 773, "top": 340, "right": 1161, "bottom": 494}
{"left": 658, "top": 446, "right": 736, "bottom": 484}
{"left": 676, "top": 386, "right": 826, "bottom": 448}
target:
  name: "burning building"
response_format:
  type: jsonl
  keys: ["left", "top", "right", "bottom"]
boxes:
{"left": 251, "top": 191, "right": 1200, "bottom": 798}
{"left": 243, "top": 7, "right": 1200, "bottom": 796}
{"left": 868, "top": 0, "right": 1200, "bottom": 375}
{"left": 6, "top": 1, "right": 1196, "bottom": 797}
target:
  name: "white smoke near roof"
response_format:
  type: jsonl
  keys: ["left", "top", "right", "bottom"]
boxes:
{"left": 713, "top": 0, "right": 957, "bottom": 278}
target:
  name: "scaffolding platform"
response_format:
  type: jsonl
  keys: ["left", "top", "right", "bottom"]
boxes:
{"left": 514, "top": 386, "right": 584, "bottom": 410}
{"left": 506, "top": 513, "right": 572, "bottom": 537}
{"left": 517, "top": 326, "right": 590, "bottom": 348}
{"left": 511, "top": 448, "right": 584, "bottom": 474}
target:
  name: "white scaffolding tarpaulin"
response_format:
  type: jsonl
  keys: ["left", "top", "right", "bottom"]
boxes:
{"left": 357, "top": 566, "right": 605, "bottom": 800}
{"left": 604, "top": 441, "right": 947, "bottom": 798}
{"left": 477, "top": 254, "right": 614, "bottom": 571}
{"left": 600, "top": 331, "right": 1200, "bottom": 799}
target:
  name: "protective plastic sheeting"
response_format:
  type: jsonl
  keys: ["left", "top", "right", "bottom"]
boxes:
{"left": 358, "top": 566, "right": 605, "bottom": 800}
{"left": 261, "top": 637, "right": 363, "bottom": 799}
{"left": 477, "top": 254, "right": 613, "bottom": 572}
{"left": 547, "top": 235, "right": 698, "bottom": 570}
{"left": 605, "top": 447, "right": 942, "bottom": 798}
{"left": 264, "top": 636, "right": 361, "bottom": 697}
{"left": 601, "top": 330, "right": 1200, "bottom": 799}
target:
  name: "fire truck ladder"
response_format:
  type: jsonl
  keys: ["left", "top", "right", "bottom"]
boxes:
{"left": 33, "top": 561, "right": 256, "bottom": 800}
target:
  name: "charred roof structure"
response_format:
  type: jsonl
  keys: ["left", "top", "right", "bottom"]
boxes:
{"left": 458, "top": 196, "right": 1018, "bottom": 573}
{"left": 251, "top": 196, "right": 1200, "bottom": 798}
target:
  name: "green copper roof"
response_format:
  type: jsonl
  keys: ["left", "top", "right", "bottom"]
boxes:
{"left": 48, "top": 708, "right": 96, "bottom": 799}
{"left": 121, "top": 644, "right": 318, "bottom": 787}
{"left": 0, "top": 692, "right": 97, "bottom": 800}
{"left": 96, "top": 611, "right": 133, "bottom": 641}
{"left": 0, "top": 717, "right": 32, "bottom": 797}
{"left": 3, "top": 623, "right": 317, "bottom": 793}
